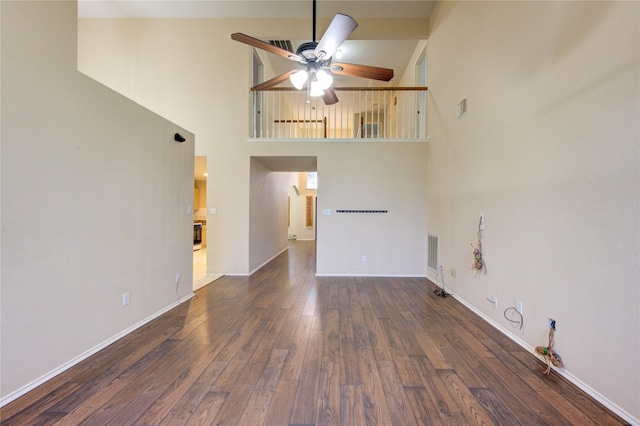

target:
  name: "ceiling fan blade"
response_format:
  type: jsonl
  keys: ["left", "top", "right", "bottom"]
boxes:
{"left": 231, "top": 33, "right": 304, "bottom": 63}
{"left": 322, "top": 87, "right": 339, "bottom": 105}
{"left": 252, "top": 70, "right": 298, "bottom": 91}
{"left": 331, "top": 62, "right": 394, "bottom": 81}
{"left": 314, "top": 14, "right": 358, "bottom": 60}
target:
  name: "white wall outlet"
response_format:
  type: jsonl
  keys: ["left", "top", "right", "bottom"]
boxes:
{"left": 176, "top": 273, "right": 181, "bottom": 284}
{"left": 323, "top": 209, "right": 332, "bottom": 216}
{"left": 210, "top": 208, "right": 217, "bottom": 215}
{"left": 451, "top": 268, "right": 457, "bottom": 278}
{"left": 187, "top": 205, "right": 193, "bottom": 215}
{"left": 516, "top": 301, "right": 523, "bottom": 314}
{"left": 122, "top": 292, "right": 130, "bottom": 306}
{"left": 362, "top": 255, "right": 367, "bottom": 262}
{"left": 479, "top": 213, "right": 485, "bottom": 230}
{"left": 490, "top": 296, "right": 497, "bottom": 308}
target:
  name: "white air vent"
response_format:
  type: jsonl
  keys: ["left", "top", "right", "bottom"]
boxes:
{"left": 269, "top": 40, "right": 293, "bottom": 52}
{"left": 428, "top": 234, "right": 439, "bottom": 271}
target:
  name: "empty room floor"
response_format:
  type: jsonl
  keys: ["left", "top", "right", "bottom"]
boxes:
{"left": 1, "top": 240, "right": 628, "bottom": 425}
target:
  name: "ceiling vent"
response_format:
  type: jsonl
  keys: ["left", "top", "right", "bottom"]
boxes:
{"left": 269, "top": 40, "right": 293, "bottom": 52}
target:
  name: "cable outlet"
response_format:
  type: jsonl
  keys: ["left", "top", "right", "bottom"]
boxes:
{"left": 516, "top": 301, "right": 523, "bottom": 315}
{"left": 122, "top": 292, "right": 130, "bottom": 306}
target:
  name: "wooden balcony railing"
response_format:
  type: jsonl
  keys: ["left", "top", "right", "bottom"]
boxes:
{"left": 250, "top": 87, "right": 428, "bottom": 141}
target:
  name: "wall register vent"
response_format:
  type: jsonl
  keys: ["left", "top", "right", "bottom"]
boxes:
{"left": 269, "top": 40, "right": 293, "bottom": 51}
{"left": 428, "top": 234, "right": 439, "bottom": 271}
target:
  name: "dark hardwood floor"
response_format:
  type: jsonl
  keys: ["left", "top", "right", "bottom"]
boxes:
{"left": 1, "top": 240, "right": 628, "bottom": 425}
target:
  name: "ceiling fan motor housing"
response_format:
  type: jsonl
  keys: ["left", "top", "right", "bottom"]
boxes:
{"left": 296, "top": 42, "right": 323, "bottom": 62}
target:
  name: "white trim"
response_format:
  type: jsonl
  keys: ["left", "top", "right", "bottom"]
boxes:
{"left": 315, "top": 273, "right": 427, "bottom": 278}
{"left": 445, "top": 286, "right": 639, "bottom": 426}
{"left": 193, "top": 274, "right": 224, "bottom": 291}
{"left": 249, "top": 246, "right": 288, "bottom": 275}
{"left": 0, "top": 293, "right": 195, "bottom": 408}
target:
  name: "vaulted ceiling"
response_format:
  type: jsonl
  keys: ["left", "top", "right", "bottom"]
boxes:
{"left": 78, "top": 1, "right": 435, "bottom": 88}
{"left": 78, "top": 1, "right": 436, "bottom": 177}
{"left": 78, "top": 1, "right": 436, "bottom": 20}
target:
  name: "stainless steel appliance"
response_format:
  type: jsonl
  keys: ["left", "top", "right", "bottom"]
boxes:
{"left": 193, "top": 223, "right": 202, "bottom": 251}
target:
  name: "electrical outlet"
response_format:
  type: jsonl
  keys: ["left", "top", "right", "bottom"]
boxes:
{"left": 549, "top": 318, "right": 556, "bottom": 330}
{"left": 176, "top": 273, "right": 181, "bottom": 284}
{"left": 492, "top": 297, "right": 498, "bottom": 308}
{"left": 122, "top": 292, "right": 130, "bottom": 306}
{"left": 451, "top": 268, "right": 457, "bottom": 278}
{"left": 362, "top": 255, "right": 367, "bottom": 262}
{"left": 516, "top": 301, "right": 523, "bottom": 315}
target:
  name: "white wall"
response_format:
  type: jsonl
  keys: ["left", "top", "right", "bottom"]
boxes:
{"left": 249, "top": 159, "right": 295, "bottom": 273}
{"left": 426, "top": 1, "right": 639, "bottom": 422}
{"left": 247, "top": 142, "right": 429, "bottom": 277}
{"left": 78, "top": 17, "right": 430, "bottom": 278}
{"left": 1, "top": 1, "right": 194, "bottom": 404}
{"left": 195, "top": 179, "right": 208, "bottom": 223}
{"left": 315, "top": 143, "right": 428, "bottom": 276}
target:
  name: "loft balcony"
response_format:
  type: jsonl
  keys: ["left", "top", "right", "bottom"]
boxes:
{"left": 250, "top": 87, "right": 428, "bottom": 141}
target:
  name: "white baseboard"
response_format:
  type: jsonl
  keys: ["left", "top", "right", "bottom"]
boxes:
{"left": 315, "top": 273, "right": 426, "bottom": 277}
{"left": 0, "top": 293, "right": 195, "bottom": 408}
{"left": 193, "top": 274, "right": 224, "bottom": 291}
{"left": 249, "top": 246, "right": 288, "bottom": 275}
{"left": 443, "top": 285, "right": 638, "bottom": 426}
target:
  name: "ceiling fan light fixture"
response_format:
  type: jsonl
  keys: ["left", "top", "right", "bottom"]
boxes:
{"left": 309, "top": 79, "right": 325, "bottom": 97}
{"left": 290, "top": 70, "right": 308, "bottom": 90}
{"left": 316, "top": 69, "right": 333, "bottom": 90}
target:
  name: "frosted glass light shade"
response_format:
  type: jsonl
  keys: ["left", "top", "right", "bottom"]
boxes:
{"left": 309, "top": 80, "right": 324, "bottom": 97}
{"left": 290, "top": 70, "right": 308, "bottom": 90}
{"left": 316, "top": 69, "right": 333, "bottom": 90}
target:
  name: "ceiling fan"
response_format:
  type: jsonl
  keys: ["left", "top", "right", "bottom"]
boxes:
{"left": 231, "top": 0, "right": 394, "bottom": 105}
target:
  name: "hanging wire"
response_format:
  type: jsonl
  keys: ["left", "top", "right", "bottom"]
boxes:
{"left": 433, "top": 265, "right": 450, "bottom": 298}
{"left": 504, "top": 307, "right": 523, "bottom": 330}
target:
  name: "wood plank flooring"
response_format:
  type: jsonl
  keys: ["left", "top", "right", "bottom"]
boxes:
{"left": 1, "top": 241, "right": 628, "bottom": 425}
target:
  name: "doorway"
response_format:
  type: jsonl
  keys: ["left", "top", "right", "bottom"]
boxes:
{"left": 249, "top": 156, "right": 318, "bottom": 273}
{"left": 287, "top": 171, "right": 318, "bottom": 242}
{"left": 193, "top": 156, "right": 208, "bottom": 287}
